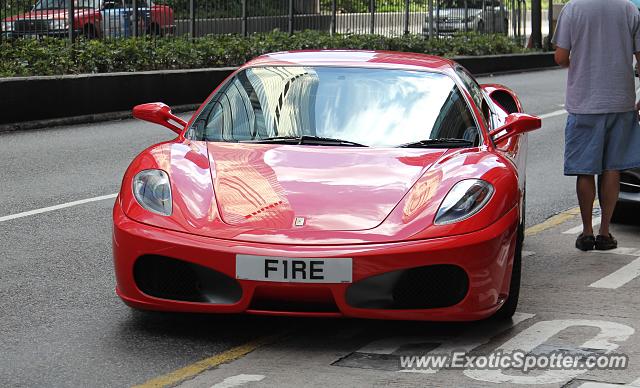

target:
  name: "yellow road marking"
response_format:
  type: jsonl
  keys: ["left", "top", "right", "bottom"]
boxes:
{"left": 525, "top": 206, "right": 581, "bottom": 237}
{"left": 525, "top": 199, "right": 600, "bottom": 237}
{"left": 132, "top": 334, "right": 285, "bottom": 388}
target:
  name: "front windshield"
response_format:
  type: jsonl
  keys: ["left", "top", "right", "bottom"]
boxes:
{"left": 188, "top": 66, "right": 479, "bottom": 148}
{"left": 34, "top": 0, "right": 97, "bottom": 9}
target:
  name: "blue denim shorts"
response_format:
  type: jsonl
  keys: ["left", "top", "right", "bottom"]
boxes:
{"left": 564, "top": 111, "right": 640, "bottom": 176}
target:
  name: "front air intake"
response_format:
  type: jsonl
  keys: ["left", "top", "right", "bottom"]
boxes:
{"left": 346, "top": 264, "right": 469, "bottom": 310}
{"left": 134, "top": 255, "right": 242, "bottom": 304}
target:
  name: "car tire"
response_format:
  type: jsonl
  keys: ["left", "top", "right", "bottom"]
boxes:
{"left": 147, "top": 23, "right": 162, "bottom": 37}
{"left": 82, "top": 24, "right": 97, "bottom": 39}
{"left": 612, "top": 201, "right": 638, "bottom": 224}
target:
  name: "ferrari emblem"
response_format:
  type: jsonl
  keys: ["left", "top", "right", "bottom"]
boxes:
{"left": 294, "top": 217, "right": 305, "bottom": 226}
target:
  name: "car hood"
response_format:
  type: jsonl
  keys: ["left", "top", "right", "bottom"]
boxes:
{"left": 207, "top": 142, "right": 446, "bottom": 232}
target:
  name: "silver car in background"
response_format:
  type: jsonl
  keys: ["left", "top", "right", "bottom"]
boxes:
{"left": 613, "top": 168, "right": 640, "bottom": 222}
{"left": 620, "top": 168, "right": 640, "bottom": 204}
{"left": 424, "top": 0, "right": 509, "bottom": 35}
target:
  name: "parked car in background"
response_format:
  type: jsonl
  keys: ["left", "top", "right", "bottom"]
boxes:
{"left": 613, "top": 168, "right": 640, "bottom": 222}
{"left": 424, "top": 0, "right": 509, "bottom": 36}
{"left": 1, "top": 0, "right": 174, "bottom": 39}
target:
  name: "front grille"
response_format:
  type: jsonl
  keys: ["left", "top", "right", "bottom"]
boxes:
{"left": 15, "top": 19, "right": 50, "bottom": 34}
{"left": 134, "top": 255, "right": 242, "bottom": 304}
{"left": 346, "top": 265, "right": 469, "bottom": 310}
{"left": 438, "top": 17, "right": 464, "bottom": 23}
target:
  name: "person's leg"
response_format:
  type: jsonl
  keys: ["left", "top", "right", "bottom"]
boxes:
{"left": 576, "top": 174, "right": 596, "bottom": 236}
{"left": 597, "top": 170, "right": 620, "bottom": 236}
{"left": 565, "top": 113, "right": 604, "bottom": 250}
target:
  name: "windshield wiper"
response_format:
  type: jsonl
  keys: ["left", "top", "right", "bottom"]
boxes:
{"left": 241, "top": 135, "right": 368, "bottom": 147}
{"left": 396, "top": 138, "right": 474, "bottom": 148}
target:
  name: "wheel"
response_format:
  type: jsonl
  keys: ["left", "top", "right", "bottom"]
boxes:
{"left": 147, "top": 23, "right": 162, "bottom": 37}
{"left": 81, "top": 24, "right": 98, "bottom": 39}
{"left": 612, "top": 201, "right": 639, "bottom": 224}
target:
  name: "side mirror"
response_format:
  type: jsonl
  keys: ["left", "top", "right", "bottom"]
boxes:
{"left": 490, "top": 113, "right": 541, "bottom": 144}
{"left": 132, "top": 102, "right": 187, "bottom": 134}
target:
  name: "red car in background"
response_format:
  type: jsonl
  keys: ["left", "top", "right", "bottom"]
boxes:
{"left": 113, "top": 50, "right": 541, "bottom": 321}
{"left": 1, "top": 0, "right": 174, "bottom": 39}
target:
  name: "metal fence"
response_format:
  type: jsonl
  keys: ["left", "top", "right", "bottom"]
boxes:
{"left": 0, "top": 0, "right": 531, "bottom": 43}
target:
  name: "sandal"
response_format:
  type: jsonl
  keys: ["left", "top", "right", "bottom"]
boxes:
{"left": 595, "top": 234, "right": 618, "bottom": 251}
{"left": 575, "top": 233, "right": 595, "bottom": 251}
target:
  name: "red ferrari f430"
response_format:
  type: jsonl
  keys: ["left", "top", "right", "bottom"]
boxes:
{"left": 112, "top": 50, "right": 541, "bottom": 321}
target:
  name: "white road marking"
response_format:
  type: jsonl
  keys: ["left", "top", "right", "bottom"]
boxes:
{"left": 579, "top": 377, "right": 640, "bottom": 388}
{"left": 465, "top": 319, "right": 634, "bottom": 385}
{"left": 587, "top": 247, "right": 640, "bottom": 256}
{"left": 589, "top": 257, "right": 640, "bottom": 289}
{"left": 563, "top": 217, "right": 602, "bottom": 234}
{"left": 0, "top": 193, "right": 118, "bottom": 223}
{"left": 354, "top": 313, "right": 535, "bottom": 374}
{"left": 538, "top": 109, "right": 568, "bottom": 120}
{"left": 360, "top": 312, "right": 534, "bottom": 356}
{"left": 210, "top": 375, "right": 265, "bottom": 388}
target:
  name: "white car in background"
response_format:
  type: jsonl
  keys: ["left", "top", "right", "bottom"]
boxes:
{"left": 424, "top": 0, "right": 509, "bottom": 35}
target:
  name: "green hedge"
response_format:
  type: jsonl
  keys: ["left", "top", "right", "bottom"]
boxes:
{"left": 0, "top": 30, "right": 527, "bottom": 77}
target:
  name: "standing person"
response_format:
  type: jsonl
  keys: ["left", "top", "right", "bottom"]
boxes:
{"left": 553, "top": 0, "right": 640, "bottom": 251}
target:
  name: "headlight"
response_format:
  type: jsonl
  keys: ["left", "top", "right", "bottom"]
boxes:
{"left": 434, "top": 179, "right": 494, "bottom": 225}
{"left": 132, "top": 169, "right": 172, "bottom": 216}
{"left": 1, "top": 21, "right": 14, "bottom": 32}
{"left": 49, "top": 19, "right": 68, "bottom": 30}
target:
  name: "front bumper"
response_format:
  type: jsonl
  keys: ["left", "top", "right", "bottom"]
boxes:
{"left": 113, "top": 199, "right": 519, "bottom": 321}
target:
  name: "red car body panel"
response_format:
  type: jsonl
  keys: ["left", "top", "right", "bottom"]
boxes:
{"left": 113, "top": 50, "right": 535, "bottom": 321}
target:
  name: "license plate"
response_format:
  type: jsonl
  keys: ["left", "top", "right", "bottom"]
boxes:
{"left": 236, "top": 255, "right": 352, "bottom": 283}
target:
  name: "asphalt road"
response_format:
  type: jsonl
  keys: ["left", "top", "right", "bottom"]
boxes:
{"left": 1, "top": 67, "right": 637, "bottom": 387}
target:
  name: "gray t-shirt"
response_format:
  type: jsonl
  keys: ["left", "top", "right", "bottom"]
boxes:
{"left": 552, "top": 0, "right": 640, "bottom": 114}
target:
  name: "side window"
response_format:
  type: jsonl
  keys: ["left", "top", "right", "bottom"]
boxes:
{"left": 202, "top": 77, "right": 255, "bottom": 142}
{"left": 205, "top": 102, "right": 225, "bottom": 141}
{"left": 431, "top": 87, "right": 480, "bottom": 145}
{"left": 455, "top": 67, "right": 490, "bottom": 127}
